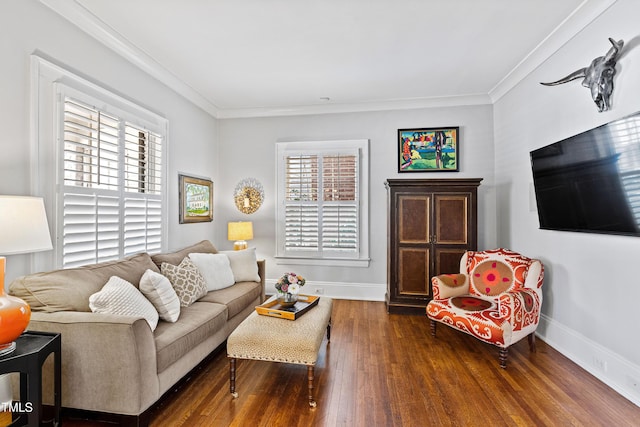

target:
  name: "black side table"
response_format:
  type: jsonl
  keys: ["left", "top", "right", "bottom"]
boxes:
{"left": 0, "top": 331, "right": 61, "bottom": 426}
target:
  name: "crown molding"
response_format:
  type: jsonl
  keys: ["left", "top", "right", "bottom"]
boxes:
{"left": 40, "top": 0, "right": 615, "bottom": 119}
{"left": 39, "top": 0, "right": 220, "bottom": 118}
{"left": 489, "top": 0, "right": 618, "bottom": 103}
{"left": 215, "top": 94, "right": 492, "bottom": 119}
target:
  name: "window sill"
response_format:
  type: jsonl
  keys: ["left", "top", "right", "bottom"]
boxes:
{"left": 274, "top": 256, "right": 370, "bottom": 268}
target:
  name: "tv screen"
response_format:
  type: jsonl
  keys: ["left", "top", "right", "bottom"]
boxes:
{"left": 530, "top": 111, "right": 640, "bottom": 236}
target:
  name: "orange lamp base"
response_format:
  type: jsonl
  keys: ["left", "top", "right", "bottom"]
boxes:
{"left": 0, "top": 342, "right": 16, "bottom": 357}
{"left": 0, "top": 257, "right": 31, "bottom": 356}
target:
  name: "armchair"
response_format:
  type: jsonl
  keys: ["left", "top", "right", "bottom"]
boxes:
{"left": 426, "top": 248, "right": 544, "bottom": 368}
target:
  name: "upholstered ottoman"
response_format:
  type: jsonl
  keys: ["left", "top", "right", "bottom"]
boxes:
{"left": 227, "top": 296, "right": 332, "bottom": 407}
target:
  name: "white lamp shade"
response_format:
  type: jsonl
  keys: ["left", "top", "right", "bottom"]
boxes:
{"left": 0, "top": 196, "right": 53, "bottom": 255}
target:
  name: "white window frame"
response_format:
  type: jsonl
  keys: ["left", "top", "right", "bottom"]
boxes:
{"left": 30, "top": 55, "right": 168, "bottom": 270}
{"left": 275, "top": 139, "right": 369, "bottom": 267}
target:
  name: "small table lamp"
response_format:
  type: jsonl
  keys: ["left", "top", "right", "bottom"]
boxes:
{"left": 228, "top": 221, "right": 253, "bottom": 251}
{"left": 0, "top": 196, "right": 53, "bottom": 356}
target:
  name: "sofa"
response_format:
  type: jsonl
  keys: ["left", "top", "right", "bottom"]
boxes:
{"left": 8, "top": 240, "right": 265, "bottom": 425}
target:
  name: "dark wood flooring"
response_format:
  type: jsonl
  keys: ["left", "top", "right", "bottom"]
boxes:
{"left": 3, "top": 299, "right": 639, "bottom": 426}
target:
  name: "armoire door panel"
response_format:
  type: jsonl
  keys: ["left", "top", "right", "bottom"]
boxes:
{"left": 435, "top": 195, "right": 468, "bottom": 244}
{"left": 434, "top": 248, "right": 467, "bottom": 277}
{"left": 398, "top": 195, "right": 430, "bottom": 244}
{"left": 398, "top": 247, "right": 429, "bottom": 295}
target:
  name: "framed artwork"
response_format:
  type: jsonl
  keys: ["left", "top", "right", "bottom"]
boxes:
{"left": 398, "top": 127, "right": 459, "bottom": 172}
{"left": 179, "top": 174, "right": 213, "bottom": 223}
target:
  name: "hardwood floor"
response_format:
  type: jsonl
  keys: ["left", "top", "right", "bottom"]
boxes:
{"left": 3, "top": 299, "right": 639, "bottom": 426}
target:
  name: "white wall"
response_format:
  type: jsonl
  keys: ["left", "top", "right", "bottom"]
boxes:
{"left": 493, "top": 0, "right": 640, "bottom": 406}
{"left": 0, "top": 0, "right": 219, "bottom": 284}
{"left": 218, "top": 105, "right": 496, "bottom": 298}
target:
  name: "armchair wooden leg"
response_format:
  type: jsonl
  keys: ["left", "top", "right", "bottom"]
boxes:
{"left": 528, "top": 332, "right": 537, "bottom": 353}
{"left": 429, "top": 320, "right": 436, "bottom": 337}
{"left": 499, "top": 347, "right": 508, "bottom": 369}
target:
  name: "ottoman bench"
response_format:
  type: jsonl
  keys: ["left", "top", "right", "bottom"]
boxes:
{"left": 227, "top": 296, "right": 333, "bottom": 407}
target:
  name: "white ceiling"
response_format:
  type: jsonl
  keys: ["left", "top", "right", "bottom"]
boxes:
{"left": 42, "top": 0, "right": 616, "bottom": 118}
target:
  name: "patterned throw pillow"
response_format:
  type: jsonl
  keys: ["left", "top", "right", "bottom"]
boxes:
{"left": 139, "top": 269, "right": 181, "bottom": 322}
{"left": 89, "top": 276, "right": 159, "bottom": 331}
{"left": 161, "top": 257, "right": 208, "bottom": 307}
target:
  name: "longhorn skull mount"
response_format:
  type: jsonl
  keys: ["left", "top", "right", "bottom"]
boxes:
{"left": 541, "top": 38, "right": 624, "bottom": 112}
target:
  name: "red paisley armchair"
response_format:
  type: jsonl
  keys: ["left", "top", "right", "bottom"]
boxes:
{"left": 426, "top": 248, "right": 544, "bottom": 368}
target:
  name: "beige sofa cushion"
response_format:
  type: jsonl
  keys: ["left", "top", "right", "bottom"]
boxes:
{"left": 154, "top": 301, "right": 227, "bottom": 373}
{"left": 150, "top": 240, "right": 217, "bottom": 268}
{"left": 198, "top": 281, "right": 262, "bottom": 319}
{"left": 9, "top": 253, "right": 159, "bottom": 312}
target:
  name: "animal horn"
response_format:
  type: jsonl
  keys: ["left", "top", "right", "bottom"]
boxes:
{"left": 540, "top": 68, "right": 587, "bottom": 86}
{"left": 605, "top": 38, "right": 624, "bottom": 61}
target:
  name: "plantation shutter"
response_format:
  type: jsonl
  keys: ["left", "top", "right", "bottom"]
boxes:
{"left": 62, "top": 193, "right": 120, "bottom": 267}
{"left": 321, "top": 154, "right": 358, "bottom": 251}
{"left": 284, "top": 155, "right": 319, "bottom": 250}
{"left": 282, "top": 149, "right": 359, "bottom": 256}
{"left": 61, "top": 95, "right": 164, "bottom": 268}
{"left": 123, "top": 124, "right": 163, "bottom": 256}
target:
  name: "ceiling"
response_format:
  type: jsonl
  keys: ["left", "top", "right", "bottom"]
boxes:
{"left": 42, "top": 0, "right": 615, "bottom": 118}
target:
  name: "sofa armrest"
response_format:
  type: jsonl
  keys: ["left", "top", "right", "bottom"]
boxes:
{"left": 257, "top": 259, "right": 266, "bottom": 302}
{"left": 431, "top": 273, "right": 469, "bottom": 299}
{"left": 27, "top": 311, "right": 159, "bottom": 415}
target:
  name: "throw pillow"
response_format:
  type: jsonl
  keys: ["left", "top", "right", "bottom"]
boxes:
{"left": 89, "top": 276, "right": 159, "bottom": 331}
{"left": 188, "top": 253, "right": 236, "bottom": 291}
{"left": 139, "top": 269, "right": 181, "bottom": 322}
{"left": 161, "top": 257, "right": 208, "bottom": 307}
{"left": 219, "top": 248, "right": 260, "bottom": 283}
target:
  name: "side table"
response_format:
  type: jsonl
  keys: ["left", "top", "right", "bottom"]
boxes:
{"left": 0, "top": 331, "right": 61, "bottom": 426}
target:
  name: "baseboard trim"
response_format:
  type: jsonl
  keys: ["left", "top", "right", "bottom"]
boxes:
{"left": 537, "top": 314, "right": 640, "bottom": 407}
{"left": 265, "top": 279, "right": 386, "bottom": 301}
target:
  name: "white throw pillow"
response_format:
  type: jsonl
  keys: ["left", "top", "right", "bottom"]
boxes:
{"left": 188, "top": 253, "right": 236, "bottom": 291}
{"left": 89, "top": 276, "right": 159, "bottom": 331}
{"left": 220, "top": 248, "right": 260, "bottom": 283}
{"left": 139, "top": 269, "right": 181, "bottom": 322}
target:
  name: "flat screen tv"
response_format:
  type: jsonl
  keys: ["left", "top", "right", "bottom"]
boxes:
{"left": 530, "top": 111, "right": 640, "bottom": 237}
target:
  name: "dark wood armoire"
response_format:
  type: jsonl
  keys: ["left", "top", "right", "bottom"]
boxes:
{"left": 385, "top": 178, "right": 482, "bottom": 314}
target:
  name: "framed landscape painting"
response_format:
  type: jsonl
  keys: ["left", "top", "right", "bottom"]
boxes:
{"left": 398, "top": 127, "right": 459, "bottom": 172}
{"left": 179, "top": 174, "right": 213, "bottom": 223}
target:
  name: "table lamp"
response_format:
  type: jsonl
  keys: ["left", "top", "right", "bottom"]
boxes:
{"left": 0, "top": 196, "right": 53, "bottom": 356}
{"left": 227, "top": 221, "right": 253, "bottom": 251}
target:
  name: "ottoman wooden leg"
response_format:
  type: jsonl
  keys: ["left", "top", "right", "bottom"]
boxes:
{"left": 229, "top": 358, "right": 238, "bottom": 398}
{"left": 326, "top": 318, "right": 331, "bottom": 342}
{"left": 307, "top": 365, "right": 316, "bottom": 407}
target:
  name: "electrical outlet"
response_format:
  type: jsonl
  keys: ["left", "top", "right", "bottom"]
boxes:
{"left": 314, "top": 288, "right": 324, "bottom": 295}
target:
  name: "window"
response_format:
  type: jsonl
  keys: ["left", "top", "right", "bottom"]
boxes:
{"left": 59, "top": 93, "right": 164, "bottom": 268}
{"left": 276, "top": 140, "right": 369, "bottom": 266}
{"left": 31, "top": 56, "right": 168, "bottom": 271}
